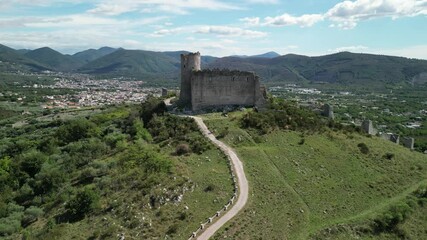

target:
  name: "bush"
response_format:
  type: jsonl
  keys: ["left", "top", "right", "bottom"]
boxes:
{"left": 373, "top": 201, "right": 413, "bottom": 233}
{"left": 66, "top": 188, "right": 100, "bottom": 218}
{"left": 204, "top": 184, "right": 215, "bottom": 192}
{"left": 64, "top": 138, "right": 109, "bottom": 168}
{"left": 140, "top": 96, "right": 166, "bottom": 125}
{"left": 383, "top": 153, "right": 395, "bottom": 160}
{"left": 21, "top": 206, "right": 43, "bottom": 227}
{"left": 17, "top": 149, "right": 48, "bottom": 178}
{"left": 175, "top": 143, "right": 191, "bottom": 156}
{"left": 56, "top": 119, "right": 99, "bottom": 145}
{"left": 357, "top": 143, "right": 370, "bottom": 154}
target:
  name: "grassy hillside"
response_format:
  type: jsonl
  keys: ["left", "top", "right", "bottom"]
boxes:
{"left": 200, "top": 108, "right": 426, "bottom": 239}
{"left": 24, "top": 47, "right": 83, "bottom": 72}
{"left": 0, "top": 101, "right": 234, "bottom": 239}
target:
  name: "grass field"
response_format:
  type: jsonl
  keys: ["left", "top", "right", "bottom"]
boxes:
{"left": 201, "top": 112, "right": 427, "bottom": 240}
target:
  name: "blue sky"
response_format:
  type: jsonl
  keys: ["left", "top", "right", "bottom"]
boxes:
{"left": 0, "top": 0, "right": 426, "bottom": 59}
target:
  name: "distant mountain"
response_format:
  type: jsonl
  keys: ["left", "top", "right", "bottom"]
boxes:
{"left": 230, "top": 51, "right": 281, "bottom": 59}
{"left": 2, "top": 43, "right": 427, "bottom": 88}
{"left": 0, "top": 44, "right": 49, "bottom": 71}
{"left": 208, "top": 52, "right": 427, "bottom": 85}
{"left": 16, "top": 49, "right": 31, "bottom": 55}
{"left": 24, "top": 47, "right": 83, "bottom": 72}
{"left": 72, "top": 47, "right": 118, "bottom": 64}
{"left": 78, "top": 49, "right": 180, "bottom": 78}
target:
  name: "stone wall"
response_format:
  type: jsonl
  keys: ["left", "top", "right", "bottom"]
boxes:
{"left": 191, "top": 69, "right": 264, "bottom": 111}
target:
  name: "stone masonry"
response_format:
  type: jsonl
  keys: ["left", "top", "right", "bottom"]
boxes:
{"left": 179, "top": 52, "right": 266, "bottom": 111}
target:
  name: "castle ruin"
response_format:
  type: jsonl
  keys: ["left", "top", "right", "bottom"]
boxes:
{"left": 179, "top": 52, "right": 267, "bottom": 111}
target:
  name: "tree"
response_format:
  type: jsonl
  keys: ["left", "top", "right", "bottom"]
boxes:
{"left": 17, "top": 150, "right": 48, "bottom": 178}
{"left": 56, "top": 119, "right": 99, "bottom": 145}
{"left": 66, "top": 188, "right": 100, "bottom": 218}
{"left": 140, "top": 96, "right": 166, "bottom": 125}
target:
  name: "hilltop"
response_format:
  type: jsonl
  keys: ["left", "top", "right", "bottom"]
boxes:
{"left": 24, "top": 47, "right": 84, "bottom": 72}
{"left": 0, "top": 44, "right": 49, "bottom": 72}
{"left": 72, "top": 47, "right": 119, "bottom": 64}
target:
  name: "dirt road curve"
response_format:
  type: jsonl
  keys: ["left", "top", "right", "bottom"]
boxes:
{"left": 190, "top": 116, "right": 249, "bottom": 240}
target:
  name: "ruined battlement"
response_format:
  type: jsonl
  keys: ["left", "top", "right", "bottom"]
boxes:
{"left": 192, "top": 69, "right": 257, "bottom": 77}
{"left": 179, "top": 52, "right": 266, "bottom": 111}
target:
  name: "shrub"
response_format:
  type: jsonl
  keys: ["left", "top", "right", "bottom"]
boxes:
{"left": 17, "top": 149, "right": 48, "bottom": 178}
{"left": 140, "top": 96, "right": 166, "bottom": 125}
{"left": 56, "top": 119, "right": 99, "bottom": 145}
{"left": 166, "top": 224, "right": 178, "bottom": 235}
{"left": 66, "top": 188, "right": 100, "bottom": 218}
{"left": 373, "top": 202, "right": 413, "bottom": 233}
{"left": 357, "top": 143, "right": 370, "bottom": 154}
{"left": 298, "top": 138, "right": 305, "bottom": 145}
{"left": 21, "top": 206, "right": 43, "bottom": 227}
{"left": 65, "top": 138, "right": 109, "bottom": 168}
{"left": 175, "top": 143, "right": 191, "bottom": 156}
{"left": 383, "top": 153, "right": 395, "bottom": 160}
{"left": 204, "top": 184, "right": 215, "bottom": 192}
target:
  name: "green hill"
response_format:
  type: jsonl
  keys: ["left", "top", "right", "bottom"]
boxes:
{"left": 0, "top": 44, "right": 49, "bottom": 71}
{"left": 200, "top": 106, "right": 427, "bottom": 240}
{"left": 208, "top": 52, "right": 427, "bottom": 86}
{"left": 72, "top": 47, "right": 118, "bottom": 64}
{"left": 78, "top": 49, "right": 181, "bottom": 79}
{"left": 24, "top": 47, "right": 84, "bottom": 72}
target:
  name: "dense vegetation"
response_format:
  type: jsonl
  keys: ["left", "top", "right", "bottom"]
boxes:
{"left": 0, "top": 100, "right": 233, "bottom": 239}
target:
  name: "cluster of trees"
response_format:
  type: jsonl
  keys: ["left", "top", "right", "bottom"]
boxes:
{"left": 139, "top": 96, "right": 211, "bottom": 155}
{"left": 241, "top": 99, "right": 324, "bottom": 134}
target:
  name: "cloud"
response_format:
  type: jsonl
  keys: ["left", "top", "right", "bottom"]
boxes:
{"left": 152, "top": 25, "right": 267, "bottom": 38}
{"left": 239, "top": 17, "right": 260, "bottom": 26}
{"left": 243, "top": 0, "right": 427, "bottom": 29}
{"left": 88, "top": 0, "right": 240, "bottom": 16}
{"left": 240, "top": 14, "right": 324, "bottom": 27}
{"left": 245, "top": 0, "right": 279, "bottom": 4}
{"left": 195, "top": 26, "right": 267, "bottom": 37}
{"left": 87, "top": 4, "right": 135, "bottom": 16}
{"left": 264, "top": 14, "right": 324, "bottom": 27}
{"left": 0, "top": 14, "right": 166, "bottom": 29}
{"left": 326, "top": 0, "right": 427, "bottom": 29}
{"left": 329, "top": 45, "right": 369, "bottom": 52}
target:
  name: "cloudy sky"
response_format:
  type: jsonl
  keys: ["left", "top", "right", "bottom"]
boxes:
{"left": 0, "top": 0, "right": 426, "bottom": 58}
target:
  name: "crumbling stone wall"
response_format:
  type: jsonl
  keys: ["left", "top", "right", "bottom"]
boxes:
{"left": 179, "top": 52, "right": 266, "bottom": 111}
{"left": 190, "top": 69, "right": 264, "bottom": 111}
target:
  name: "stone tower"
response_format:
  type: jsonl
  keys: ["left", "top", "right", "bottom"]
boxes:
{"left": 322, "top": 104, "right": 335, "bottom": 120}
{"left": 180, "top": 52, "right": 201, "bottom": 106}
{"left": 362, "top": 120, "right": 376, "bottom": 135}
{"left": 402, "top": 137, "right": 415, "bottom": 150}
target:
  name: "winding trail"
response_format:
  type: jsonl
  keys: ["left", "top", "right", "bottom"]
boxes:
{"left": 190, "top": 116, "right": 249, "bottom": 240}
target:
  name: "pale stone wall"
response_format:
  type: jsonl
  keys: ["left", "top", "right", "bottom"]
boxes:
{"left": 190, "top": 70, "right": 262, "bottom": 111}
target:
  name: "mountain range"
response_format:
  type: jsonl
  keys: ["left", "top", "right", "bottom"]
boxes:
{"left": 1, "top": 43, "right": 427, "bottom": 86}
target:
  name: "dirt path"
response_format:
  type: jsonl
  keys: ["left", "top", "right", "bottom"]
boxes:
{"left": 190, "top": 116, "right": 249, "bottom": 240}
